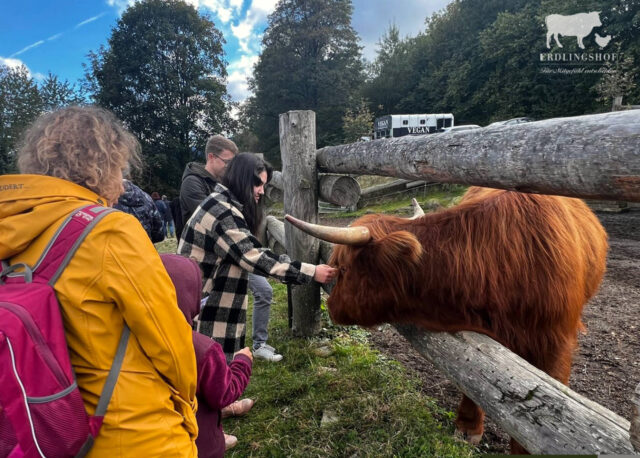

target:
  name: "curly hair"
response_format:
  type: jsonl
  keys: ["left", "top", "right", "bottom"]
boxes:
{"left": 17, "top": 106, "right": 141, "bottom": 203}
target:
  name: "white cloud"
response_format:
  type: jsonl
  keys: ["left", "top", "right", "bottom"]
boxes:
{"left": 0, "top": 57, "right": 46, "bottom": 80}
{"left": 47, "top": 33, "right": 63, "bottom": 41}
{"left": 229, "top": 0, "right": 243, "bottom": 12}
{"left": 226, "top": 54, "right": 259, "bottom": 101}
{"left": 106, "top": 0, "right": 136, "bottom": 14}
{"left": 231, "top": 0, "right": 277, "bottom": 54}
{"left": 10, "top": 40, "right": 45, "bottom": 58}
{"left": 0, "top": 57, "right": 27, "bottom": 70}
{"left": 198, "top": 0, "right": 234, "bottom": 23}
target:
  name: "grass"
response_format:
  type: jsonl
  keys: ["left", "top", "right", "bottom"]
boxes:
{"left": 155, "top": 187, "right": 477, "bottom": 457}
{"left": 154, "top": 237, "right": 179, "bottom": 254}
{"left": 227, "top": 284, "right": 475, "bottom": 457}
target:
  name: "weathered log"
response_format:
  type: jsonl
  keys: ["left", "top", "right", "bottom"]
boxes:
{"left": 317, "top": 174, "right": 361, "bottom": 207}
{"left": 317, "top": 110, "right": 640, "bottom": 202}
{"left": 360, "top": 179, "right": 412, "bottom": 199}
{"left": 266, "top": 171, "right": 360, "bottom": 207}
{"left": 265, "top": 170, "right": 284, "bottom": 202}
{"left": 631, "top": 382, "right": 640, "bottom": 452}
{"left": 265, "top": 215, "right": 286, "bottom": 255}
{"left": 319, "top": 239, "right": 334, "bottom": 265}
{"left": 394, "top": 325, "right": 637, "bottom": 455}
{"left": 280, "top": 111, "right": 321, "bottom": 336}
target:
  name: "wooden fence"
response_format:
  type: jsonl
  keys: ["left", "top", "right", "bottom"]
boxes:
{"left": 267, "top": 109, "right": 640, "bottom": 455}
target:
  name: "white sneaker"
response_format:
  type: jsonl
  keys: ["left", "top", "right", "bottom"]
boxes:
{"left": 253, "top": 344, "right": 283, "bottom": 362}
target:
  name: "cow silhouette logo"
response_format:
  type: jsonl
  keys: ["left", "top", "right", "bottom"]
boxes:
{"left": 545, "top": 12, "right": 602, "bottom": 49}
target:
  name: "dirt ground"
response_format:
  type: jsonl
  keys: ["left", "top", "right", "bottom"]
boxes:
{"left": 322, "top": 207, "right": 640, "bottom": 455}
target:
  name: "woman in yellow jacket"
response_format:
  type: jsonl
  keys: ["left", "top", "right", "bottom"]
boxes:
{"left": 0, "top": 106, "right": 198, "bottom": 456}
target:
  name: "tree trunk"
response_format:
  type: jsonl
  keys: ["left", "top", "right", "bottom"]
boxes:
{"left": 316, "top": 110, "right": 640, "bottom": 202}
{"left": 280, "top": 110, "right": 321, "bottom": 336}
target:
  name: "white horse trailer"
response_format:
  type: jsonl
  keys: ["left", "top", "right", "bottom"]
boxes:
{"left": 373, "top": 113, "right": 454, "bottom": 139}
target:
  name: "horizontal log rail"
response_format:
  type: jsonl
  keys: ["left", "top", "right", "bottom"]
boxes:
{"left": 316, "top": 110, "right": 640, "bottom": 202}
{"left": 394, "top": 326, "right": 636, "bottom": 455}
{"left": 266, "top": 170, "right": 360, "bottom": 207}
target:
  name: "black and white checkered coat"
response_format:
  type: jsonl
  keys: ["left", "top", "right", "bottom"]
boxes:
{"left": 178, "top": 183, "right": 316, "bottom": 357}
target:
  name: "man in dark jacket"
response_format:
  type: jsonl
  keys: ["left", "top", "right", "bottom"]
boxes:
{"left": 114, "top": 180, "right": 165, "bottom": 243}
{"left": 178, "top": 135, "right": 237, "bottom": 235}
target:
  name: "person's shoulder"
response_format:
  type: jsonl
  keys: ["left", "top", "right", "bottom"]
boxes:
{"left": 92, "top": 207, "right": 153, "bottom": 244}
{"left": 180, "top": 173, "right": 207, "bottom": 197}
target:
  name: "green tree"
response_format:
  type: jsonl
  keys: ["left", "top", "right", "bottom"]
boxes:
{"left": 342, "top": 98, "right": 373, "bottom": 143}
{"left": 0, "top": 65, "right": 41, "bottom": 174}
{"left": 596, "top": 55, "right": 637, "bottom": 108}
{"left": 85, "top": 0, "right": 233, "bottom": 193}
{"left": 362, "top": 25, "right": 415, "bottom": 117}
{"left": 247, "top": 0, "right": 364, "bottom": 166}
{"left": 39, "top": 73, "right": 84, "bottom": 112}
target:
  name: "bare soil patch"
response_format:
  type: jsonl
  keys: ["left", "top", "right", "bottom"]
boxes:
{"left": 322, "top": 209, "right": 640, "bottom": 454}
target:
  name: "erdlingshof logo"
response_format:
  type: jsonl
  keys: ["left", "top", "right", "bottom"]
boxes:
{"left": 539, "top": 11, "right": 621, "bottom": 74}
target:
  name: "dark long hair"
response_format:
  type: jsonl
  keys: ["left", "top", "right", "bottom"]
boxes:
{"left": 222, "top": 153, "right": 273, "bottom": 234}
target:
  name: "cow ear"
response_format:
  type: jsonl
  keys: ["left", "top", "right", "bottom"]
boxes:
{"left": 369, "top": 230, "right": 423, "bottom": 269}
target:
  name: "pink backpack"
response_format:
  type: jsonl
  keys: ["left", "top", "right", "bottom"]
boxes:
{"left": 0, "top": 205, "right": 129, "bottom": 458}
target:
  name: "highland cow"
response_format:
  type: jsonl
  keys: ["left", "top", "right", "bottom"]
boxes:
{"left": 286, "top": 187, "right": 608, "bottom": 454}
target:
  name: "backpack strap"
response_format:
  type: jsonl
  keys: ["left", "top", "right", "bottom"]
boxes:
{"left": 1, "top": 205, "right": 116, "bottom": 284}
{"left": 75, "top": 325, "right": 130, "bottom": 458}
{"left": 36, "top": 205, "right": 116, "bottom": 285}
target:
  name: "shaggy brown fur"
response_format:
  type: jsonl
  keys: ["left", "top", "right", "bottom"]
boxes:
{"left": 328, "top": 187, "right": 608, "bottom": 454}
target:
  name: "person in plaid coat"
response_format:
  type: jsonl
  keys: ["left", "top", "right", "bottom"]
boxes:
{"left": 178, "top": 153, "right": 336, "bottom": 358}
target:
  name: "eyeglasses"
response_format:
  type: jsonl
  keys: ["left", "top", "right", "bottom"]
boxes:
{"left": 214, "top": 154, "right": 233, "bottom": 165}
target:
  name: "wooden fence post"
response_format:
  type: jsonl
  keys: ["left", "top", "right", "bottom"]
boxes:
{"left": 631, "top": 382, "right": 640, "bottom": 452}
{"left": 279, "top": 110, "right": 321, "bottom": 336}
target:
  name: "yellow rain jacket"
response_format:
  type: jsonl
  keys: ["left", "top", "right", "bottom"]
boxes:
{"left": 0, "top": 175, "right": 198, "bottom": 457}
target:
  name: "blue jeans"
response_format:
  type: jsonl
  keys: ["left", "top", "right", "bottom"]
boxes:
{"left": 165, "top": 220, "right": 175, "bottom": 238}
{"left": 248, "top": 273, "right": 273, "bottom": 350}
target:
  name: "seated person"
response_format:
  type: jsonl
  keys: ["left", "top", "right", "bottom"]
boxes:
{"left": 161, "top": 254, "right": 253, "bottom": 456}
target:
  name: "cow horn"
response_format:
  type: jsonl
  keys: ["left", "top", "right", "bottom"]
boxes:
{"left": 409, "top": 198, "right": 425, "bottom": 220}
{"left": 284, "top": 215, "right": 371, "bottom": 246}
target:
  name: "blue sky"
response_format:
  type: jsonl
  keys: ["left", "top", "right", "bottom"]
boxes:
{"left": 0, "top": 0, "right": 453, "bottom": 103}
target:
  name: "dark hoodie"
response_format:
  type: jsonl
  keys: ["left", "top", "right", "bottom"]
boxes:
{"left": 114, "top": 180, "right": 164, "bottom": 243}
{"left": 160, "top": 254, "right": 252, "bottom": 458}
{"left": 179, "top": 162, "right": 218, "bottom": 237}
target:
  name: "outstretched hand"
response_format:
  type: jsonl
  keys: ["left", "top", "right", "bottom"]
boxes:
{"left": 314, "top": 264, "right": 337, "bottom": 284}
{"left": 234, "top": 347, "right": 253, "bottom": 362}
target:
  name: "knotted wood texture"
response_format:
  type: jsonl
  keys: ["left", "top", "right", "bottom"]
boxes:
{"left": 394, "top": 326, "right": 637, "bottom": 455}
{"left": 280, "top": 110, "right": 321, "bottom": 336}
{"left": 266, "top": 170, "right": 360, "bottom": 208}
{"left": 317, "top": 110, "right": 640, "bottom": 202}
